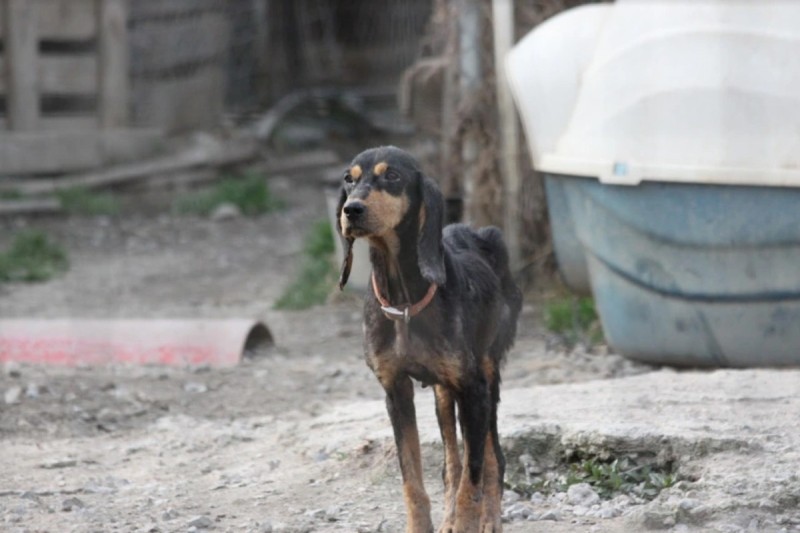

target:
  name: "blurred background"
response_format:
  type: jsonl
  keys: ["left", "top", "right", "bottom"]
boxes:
{"left": 0, "top": 0, "right": 603, "bottom": 297}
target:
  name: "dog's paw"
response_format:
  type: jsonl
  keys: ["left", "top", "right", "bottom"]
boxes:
{"left": 479, "top": 517, "right": 502, "bottom": 533}
{"left": 437, "top": 524, "right": 472, "bottom": 533}
{"left": 437, "top": 520, "right": 456, "bottom": 533}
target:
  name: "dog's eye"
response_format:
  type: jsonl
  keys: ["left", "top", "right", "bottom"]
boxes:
{"left": 385, "top": 170, "right": 400, "bottom": 182}
{"left": 344, "top": 173, "right": 353, "bottom": 184}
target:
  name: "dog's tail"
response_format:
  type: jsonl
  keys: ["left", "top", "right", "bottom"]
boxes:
{"left": 476, "top": 226, "right": 510, "bottom": 273}
{"left": 477, "top": 227, "right": 523, "bottom": 361}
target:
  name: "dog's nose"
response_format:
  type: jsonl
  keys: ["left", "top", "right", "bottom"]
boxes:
{"left": 343, "top": 201, "right": 366, "bottom": 221}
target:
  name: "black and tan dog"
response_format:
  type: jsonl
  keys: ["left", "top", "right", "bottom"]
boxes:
{"left": 336, "top": 146, "right": 521, "bottom": 533}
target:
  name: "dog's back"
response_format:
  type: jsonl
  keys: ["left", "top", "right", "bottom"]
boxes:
{"left": 442, "top": 223, "right": 522, "bottom": 365}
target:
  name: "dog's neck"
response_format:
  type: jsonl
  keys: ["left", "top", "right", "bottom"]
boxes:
{"left": 368, "top": 226, "right": 430, "bottom": 307}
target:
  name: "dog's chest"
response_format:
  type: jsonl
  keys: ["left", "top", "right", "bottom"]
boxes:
{"left": 366, "top": 324, "right": 462, "bottom": 388}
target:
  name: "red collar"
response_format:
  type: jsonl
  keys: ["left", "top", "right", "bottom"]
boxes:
{"left": 371, "top": 272, "right": 438, "bottom": 323}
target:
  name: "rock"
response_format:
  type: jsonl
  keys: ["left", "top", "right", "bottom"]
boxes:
{"left": 678, "top": 498, "right": 701, "bottom": 512}
{"left": 595, "top": 506, "right": 618, "bottom": 519}
{"left": 25, "top": 383, "right": 41, "bottom": 398}
{"left": 503, "top": 502, "right": 535, "bottom": 521}
{"left": 529, "top": 491, "right": 546, "bottom": 505}
{"left": 184, "top": 382, "right": 208, "bottom": 394}
{"left": 41, "top": 459, "right": 78, "bottom": 469}
{"left": 572, "top": 505, "right": 589, "bottom": 516}
{"left": 211, "top": 203, "right": 242, "bottom": 221}
{"left": 567, "top": 482, "right": 601, "bottom": 507}
{"left": 626, "top": 508, "right": 677, "bottom": 530}
{"left": 62, "top": 497, "right": 86, "bottom": 512}
{"left": 187, "top": 515, "right": 214, "bottom": 529}
{"left": 162, "top": 508, "right": 179, "bottom": 520}
{"left": 3, "top": 362, "right": 21, "bottom": 378}
{"left": 685, "top": 504, "right": 713, "bottom": 525}
{"left": 325, "top": 505, "right": 341, "bottom": 521}
{"left": 303, "top": 508, "right": 326, "bottom": 519}
{"left": 539, "top": 509, "right": 561, "bottom": 521}
{"left": 4, "top": 386, "right": 23, "bottom": 405}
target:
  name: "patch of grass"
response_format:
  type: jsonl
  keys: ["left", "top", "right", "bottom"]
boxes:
{"left": 544, "top": 295, "right": 604, "bottom": 346}
{"left": 567, "top": 456, "right": 677, "bottom": 500}
{"left": 506, "top": 451, "right": 679, "bottom": 502}
{"left": 274, "top": 220, "right": 336, "bottom": 310}
{"left": 0, "top": 189, "right": 23, "bottom": 200}
{"left": 57, "top": 187, "right": 120, "bottom": 216}
{"left": 174, "top": 171, "right": 283, "bottom": 216}
{"left": 0, "top": 230, "right": 69, "bottom": 282}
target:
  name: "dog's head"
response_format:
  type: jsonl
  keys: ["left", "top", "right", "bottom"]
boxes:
{"left": 336, "top": 146, "right": 446, "bottom": 289}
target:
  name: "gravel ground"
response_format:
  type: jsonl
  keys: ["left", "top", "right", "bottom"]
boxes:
{"left": 1, "top": 175, "right": 798, "bottom": 533}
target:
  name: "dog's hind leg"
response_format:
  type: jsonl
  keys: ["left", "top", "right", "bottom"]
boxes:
{"left": 454, "top": 376, "right": 491, "bottom": 533}
{"left": 385, "top": 375, "right": 434, "bottom": 533}
{"left": 434, "top": 385, "right": 462, "bottom": 533}
{"left": 480, "top": 373, "right": 504, "bottom": 532}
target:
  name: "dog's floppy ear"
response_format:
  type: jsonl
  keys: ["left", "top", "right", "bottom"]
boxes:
{"left": 335, "top": 186, "right": 354, "bottom": 290}
{"left": 417, "top": 174, "right": 446, "bottom": 286}
{"left": 338, "top": 240, "right": 353, "bottom": 290}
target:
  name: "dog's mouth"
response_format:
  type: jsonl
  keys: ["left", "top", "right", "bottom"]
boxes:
{"left": 341, "top": 222, "right": 372, "bottom": 239}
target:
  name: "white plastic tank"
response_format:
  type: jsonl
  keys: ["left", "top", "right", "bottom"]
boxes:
{"left": 507, "top": 0, "right": 800, "bottom": 187}
{"left": 506, "top": 0, "right": 800, "bottom": 367}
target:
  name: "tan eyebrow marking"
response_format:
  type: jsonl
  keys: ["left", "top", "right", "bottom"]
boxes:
{"left": 350, "top": 165, "right": 363, "bottom": 180}
{"left": 373, "top": 162, "right": 388, "bottom": 175}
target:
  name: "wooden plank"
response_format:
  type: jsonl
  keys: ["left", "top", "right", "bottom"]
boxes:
{"left": 0, "top": 198, "right": 62, "bottom": 216}
{"left": 129, "top": 0, "right": 221, "bottom": 21}
{"left": 38, "top": 0, "right": 96, "bottom": 40}
{"left": 0, "top": 128, "right": 163, "bottom": 176}
{"left": 0, "top": 57, "right": 97, "bottom": 95}
{"left": 98, "top": 0, "right": 129, "bottom": 127}
{"left": 4, "top": 0, "right": 40, "bottom": 131}
{"left": 0, "top": 117, "right": 98, "bottom": 131}
{"left": 42, "top": 56, "right": 98, "bottom": 94}
{"left": 2, "top": 136, "right": 255, "bottom": 193}
{"left": 492, "top": 0, "right": 522, "bottom": 271}
{"left": 0, "top": 131, "right": 103, "bottom": 174}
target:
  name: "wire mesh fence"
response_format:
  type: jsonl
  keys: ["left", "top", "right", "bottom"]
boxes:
{"left": 127, "top": 0, "right": 432, "bottom": 130}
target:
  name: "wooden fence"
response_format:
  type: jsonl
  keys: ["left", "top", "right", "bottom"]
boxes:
{"left": 129, "top": 0, "right": 229, "bottom": 133}
{"left": 0, "top": 0, "right": 226, "bottom": 177}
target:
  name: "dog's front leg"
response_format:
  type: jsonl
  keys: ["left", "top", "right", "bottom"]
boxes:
{"left": 385, "top": 375, "right": 434, "bottom": 533}
{"left": 434, "top": 385, "right": 461, "bottom": 532}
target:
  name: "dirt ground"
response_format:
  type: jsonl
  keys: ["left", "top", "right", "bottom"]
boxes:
{"left": 0, "top": 173, "right": 797, "bottom": 533}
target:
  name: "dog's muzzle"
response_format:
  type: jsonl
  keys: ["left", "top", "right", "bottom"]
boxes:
{"left": 343, "top": 201, "right": 366, "bottom": 222}
{"left": 341, "top": 200, "right": 368, "bottom": 237}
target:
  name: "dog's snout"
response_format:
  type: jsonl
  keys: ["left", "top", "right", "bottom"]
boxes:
{"left": 343, "top": 201, "right": 366, "bottom": 221}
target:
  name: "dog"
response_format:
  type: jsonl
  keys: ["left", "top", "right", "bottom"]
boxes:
{"left": 336, "top": 146, "right": 522, "bottom": 533}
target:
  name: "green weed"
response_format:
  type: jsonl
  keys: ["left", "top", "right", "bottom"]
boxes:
{"left": 0, "top": 189, "right": 23, "bottom": 200}
{"left": 567, "top": 456, "right": 678, "bottom": 500}
{"left": 274, "top": 220, "right": 337, "bottom": 310}
{"left": 544, "top": 295, "right": 603, "bottom": 346}
{"left": 505, "top": 452, "right": 678, "bottom": 501}
{"left": 0, "top": 230, "right": 69, "bottom": 282}
{"left": 57, "top": 187, "right": 120, "bottom": 216}
{"left": 174, "top": 171, "right": 283, "bottom": 216}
